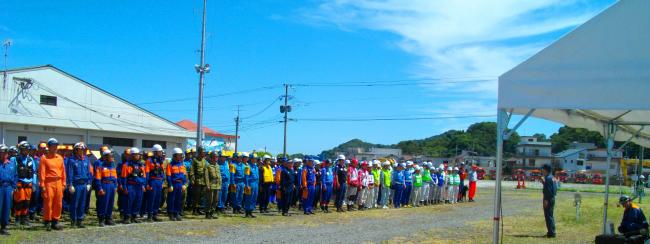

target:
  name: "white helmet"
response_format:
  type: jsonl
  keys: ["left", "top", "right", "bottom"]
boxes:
{"left": 640, "top": 175, "right": 646, "bottom": 179}
{"left": 102, "top": 150, "right": 112, "bottom": 156}
{"left": 173, "top": 148, "right": 183, "bottom": 155}
{"left": 263, "top": 155, "right": 272, "bottom": 160}
{"left": 314, "top": 160, "right": 321, "bottom": 165}
{"left": 337, "top": 155, "right": 346, "bottom": 160}
{"left": 130, "top": 147, "right": 140, "bottom": 154}
{"left": 453, "top": 167, "right": 459, "bottom": 171}
{"left": 447, "top": 166, "right": 453, "bottom": 171}
{"left": 406, "top": 161, "right": 414, "bottom": 166}
{"left": 345, "top": 159, "right": 350, "bottom": 165}
{"left": 242, "top": 152, "right": 250, "bottom": 157}
{"left": 382, "top": 161, "right": 390, "bottom": 166}
{"left": 152, "top": 144, "right": 163, "bottom": 152}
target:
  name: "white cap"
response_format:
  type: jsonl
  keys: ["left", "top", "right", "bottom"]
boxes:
{"left": 641, "top": 175, "right": 646, "bottom": 179}
{"left": 382, "top": 161, "right": 390, "bottom": 166}
{"left": 74, "top": 142, "right": 86, "bottom": 149}
{"left": 314, "top": 160, "right": 321, "bottom": 165}
{"left": 345, "top": 159, "right": 350, "bottom": 165}
{"left": 130, "top": 147, "right": 140, "bottom": 154}
{"left": 242, "top": 152, "right": 250, "bottom": 157}
{"left": 152, "top": 144, "right": 163, "bottom": 152}
{"left": 173, "top": 148, "right": 183, "bottom": 154}
{"left": 337, "top": 155, "right": 346, "bottom": 160}
{"left": 447, "top": 166, "right": 453, "bottom": 171}
{"left": 453, "top": 167, "right": 459, "bottom": 171}
{"left": 406, "top": 161, "right": 414, "bottom": 166}
{"left": 414, "top": 165, "right": 420, "bottom": 170}
{"left": 399, "top": 163, "right": 406, "bottom": 167}
{"left": 294, "top": 158, "right": 303, "bottom": 163}
{"left": 102, "top": 150, "right": 112, "bottom": 156}
{"left": 263, "top": 155, "right": 272, "bottom": 160}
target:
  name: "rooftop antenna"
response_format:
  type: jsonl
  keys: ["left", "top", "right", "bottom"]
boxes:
{"left": 3, "top": 39, "right": 11, "bottom": 90}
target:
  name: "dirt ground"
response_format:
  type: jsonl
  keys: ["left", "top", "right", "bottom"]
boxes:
{"left": 10, "top": 187, "right": 548, "bottom": 244}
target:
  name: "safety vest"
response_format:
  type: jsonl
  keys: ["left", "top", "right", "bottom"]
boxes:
{"left": 422, "top": 169, "right": 432, "bottom": 182}
{"left": 262, "top": 165, "right": 274, "bottom": 183}
{"left": 382, "top": 169, "right": 391, "bottom": 187}
{"left": 414, "top": 173, "right": 423, "bottom": 187}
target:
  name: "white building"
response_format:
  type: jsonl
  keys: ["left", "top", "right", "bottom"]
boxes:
{"left": 0, "top": 65, "right": 193, "bottom": 155}
{"left": 514, "top": 136, "right": 553, "bottom": 169}
{"left": 554, "top": 142, "right": 622, "bottom": 175}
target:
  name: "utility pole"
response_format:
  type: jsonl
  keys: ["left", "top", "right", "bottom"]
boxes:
{"left": 3, "top": 39, "right": 11, "bottom": 90}
{"left": 194, "top": 0, "right": 210, "bottom": 148}
{"left": 280, "top": 84, "right": 291, "bottom": 157}
{"left": 234, "top": 105, "right": 240, "bottom": 153}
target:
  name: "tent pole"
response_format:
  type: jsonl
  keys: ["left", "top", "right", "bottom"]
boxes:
{"left": 493, "top": 108, "right": 507, "bottom": 244}
{"left": 603, "top": 122, "right": 616, "bottom": 234}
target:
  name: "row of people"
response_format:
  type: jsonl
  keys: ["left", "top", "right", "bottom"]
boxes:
{"left": 0, "top": 138, "right": 480, "bottom": 235}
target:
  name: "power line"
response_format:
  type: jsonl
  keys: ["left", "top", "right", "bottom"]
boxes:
{"left": 292, "top": 78, "right": 495, "bottom": 87}
{"left": 137, "top": 85, "right": 282, "bottom": 105}
{"left": 293, "top": 114, "right": 496, "bottom": 122}
{"left": 241, "top": 96, "right": 281, "bottom": 119}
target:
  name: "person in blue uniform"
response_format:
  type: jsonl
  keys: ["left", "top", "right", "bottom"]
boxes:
{"left": 117, "top": 149, "right": 130, "bottom": 221}
{"left": 166, "top": 148, "right": 187, "bottom": 221}
{"left": 541, "top": 164, "right": 557, "bottom": 238}
{"left": 217, "top": 151, "right": 230, "bottom": 214}
{"left": 301, "top": 157, "right": 317, "bottom": 215}
{"left": 0, "top": 145, "right": 16, "bottom": 235}
{"left": 333, "top": 155, "right": 348, "bottom": 212}
{"left": 120, "top": 148, "right": 146, "bottom": 224}
{"left": 231, "top": 153, "right": 246, "bottom": 214}
{"left": 12, "top": 142, "right": 35, "bottom": 227}
{"left": 65, "top": 143, "right": 93, "bottom": 228}
{"left": 618, "top": 195, "right": 649, "bottom": 237}
{"left": 392, "top": 163, "right": 406, "bottom": 208}
{"left": 95, "top": 150, "right": 118, "bottom": 226}
{"left": 278, "top": 159, "right": 295, "bottom": 216}
{"left": 243, "top": 155, "right": 259, "bottom": 218}
{"left": 402, "top": 161, "right": 413, "bottom": 207}
{"left": 319, "top": 159, "right": 334, "bottom": 213}
{"left": 145, "top": 144, "right": 165, "bottom": 222}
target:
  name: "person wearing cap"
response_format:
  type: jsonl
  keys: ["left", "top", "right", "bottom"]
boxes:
{"left": 300, "top": 157, "right": 317, "bottom": 215}
{"left": 11, "top": 141, "right": 36, "bottom": 227}
{"left": 243, "top": 154, "right": 259, "bottom": 218}
{"left": 618, "top": 195, "right": 649, "bottom": 237}
{"left": 182, "top": 148, "right": 195, "bottom": 215}
{"left": 449, "top": 167, "right": 460, "bottom": 204}
{"left": 540, "top": 164, "right": 557, "bottom": 238}
{"left": 468, "top": 164, "right": 479, "bottom": 202}
{"left": 391, "top": 163, "right": 406, "bottom": 208}
{"left": 401, "top": 161, "right": 414, "bottom": 207}
{"left": 412, "top": 166, "right": 423, "bottom": 207}
{"left": 189, "top": 147, "right": 208, "bottom": 215}
{"left": 65, "top": 142, "right": 93, "bottom": 228}
{"left": 437, "top": 165, "right": 446, "bottom": 204}
{"left": 144, "top": 144, "right": 166, "bottom": 222}
{"left": 369, "top": 161, "right": 380, "bottom": 208}
{"left": 311, "top": 159, "right": 321, "bottom": 211}
{"left": 0, "top": 145, "right": 16, "bottom": 235}
{"left": 379, "top": 161, "right": 392, "bottom": 209}
{"left": 333, "top": 155, "right": 348, "bottom": 212}
{"left": 420, "top": 164, "right": 431, "bottom": 206}
{"left": 94, "top": 149, "right": 118, "bottom": 226}
{"left": 429, "top": 166, "right": 439, "bottom": 205}
{"left": 230, "top": 152, "right": 247, "bottom": 214}
{"left": 319, "top": 159, "right": 333, "bottom": 213}
{"left": 29, "top": 142, "right": 47, "bottom": 221}
{"left": 259, "top": 155, "right": 274, "bottom": 213}
{"left": 117, "top": 148, "right": 130, "bottom": 221}
{"left": 290, "top": 159, "right": 302, "bottom": 209}
{"left": 120, "top": 147, "right": 147, "bottom": 224}
{"left": 270, "top": 157, "right": 280, "bottom": 205}
{"left": 278, "top": 158, "right": 296, "bottom": 216}
{"left": 39, "top": 138, "right": 66, "bottom": 231}
{"left": 356, "top": 161, "right": 370, "bottom": 211}
{"left": 216, "top": 151, "right": 231, "bottom": 214}
{"left": 166, "top": 148, "right": 188, "bottom": 221}
{"left": 204, "top": 151, "right": 221, "bottom": 219}
{"left": 345, "top": 159, "right": 360, "bottom": 211}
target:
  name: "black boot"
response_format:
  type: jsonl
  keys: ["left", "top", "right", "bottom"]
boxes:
{"left": 146, "top": 215, "right": 153, "bottom": 222}
{"left": 106, "top": 217, "right": 115, "bottom": 226}
{"left": 169, "top": 213, "right": 175, "bottom": 221}
{"left": 98, "top": 217, "right": 105, "bottom": 227}
{"left": 77, "top": 219, "right": 85, "bottom": 228}
{"left": 51, "top": 221, "right": 63, "bottom": 230}
{"left": 131, "top": 216, "right": 141, "bottom": 223}
{"left": 45, "top": 221, "right": 52, "bottom": 231}
{"left": 152, "top": 215, "right": 162, "bottom": 222}
{"left": 0, "top": 225, "right": 8, "bottom": 235}
{"left": 122, "top": 216, "right": 131, "bottom": 224}
{"left": 205, "top": 211, "right": 211, "bottom": 219}
{"left": 70, "top": 220, "right": 76, "bottom": 228}
{"left": 249, "top": 211, "right": 256, "bottom": 218}
{"left": 175, "top": 214, "right": 182, "bottom": 221}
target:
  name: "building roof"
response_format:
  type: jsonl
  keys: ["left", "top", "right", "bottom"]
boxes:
{"left": 555, "top": 148, "right": 587, "bottom": 158}
{"left": 2, "top": 65, "right": 193, "bottom": 138}
{"left": 176, "top": 119, "right": 237, "bottom": 139}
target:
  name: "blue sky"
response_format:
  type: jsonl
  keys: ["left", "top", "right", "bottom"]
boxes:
{"left": 1, "top": 0, "right": 615, "bottom": 154}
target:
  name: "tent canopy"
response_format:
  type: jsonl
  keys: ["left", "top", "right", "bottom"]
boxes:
{"left": 498, "top": 0, "right": 650, "bottom": 147}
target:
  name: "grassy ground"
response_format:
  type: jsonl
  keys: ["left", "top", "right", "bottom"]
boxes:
{"left": 449, "top": 189, "right": 647, "bottom": 244}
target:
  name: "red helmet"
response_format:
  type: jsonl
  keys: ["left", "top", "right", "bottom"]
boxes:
{"left": 351, "top": 159, "right": 359, "bottom": 165}
{"left": 361, "top": 161, "right": 368, "bottom": 167}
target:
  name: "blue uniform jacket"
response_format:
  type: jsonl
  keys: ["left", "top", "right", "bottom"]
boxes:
{"left": 437, "top": 173, "right": 445, "bottom": 187}
{"left": 321, "top": 167, "right": 333, "bottom": 186}
{"left": 218, "top": 161, "right": 230, "bottom": 185}
{"left": 431, "top": 172, "right": 439, "bottom": 185}
{"left": 280, "top": 166, "right": 295, "bottom": 190}
{"left": 95, "top": 160, "right": 118, "bottom": 189}
{"left": 245, "top": 163, "right": 259, "bottom": 186}
{"left": 620, "top": 205, "right": 649, "bottom": 233}
{"left": 0, "top": 160, "right": 17, "bottom": 188}
{"left": 231, "top": 161, "right": 245, "bottom": 184}
{"left": 404, "top": 168, "right": 413, "bottom": 183}
{"left": 392, "top": 170, "right": 405, "bottom": 186}
{"left": 166, "top": 160, "right": 187, "bottom": 185}
{"left": 542, "top": 174, "right": 557, "bottom": 200}
{"left": 66, "top": 156, "right": 93, "bottom": 186}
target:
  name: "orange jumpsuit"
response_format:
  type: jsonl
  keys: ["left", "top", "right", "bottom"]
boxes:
{"left": 39, "top": 154, "right": 66, "bottom": 222}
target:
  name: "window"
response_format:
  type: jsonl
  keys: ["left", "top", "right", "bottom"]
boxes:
{"left": 17, "top": 136, "right": 27, "bottom": 143}
{"left": 40, "top": 95, "right": 57, "bottom": 106}
{"left": 142, "top": 140, "right": 167, "bottom": 149}
{"left": 577, "top": 160, "right": 584, "bottom": 166}
{"left": 528, "top": 159, "right": 536, "bottom": 167}
{"left": 103, "top": 137, "right": 134, "bottom": 147}
{"left": 534, "top": 149, "right": 540, "bottom": 156}
{"left": 528, "top": 138, "right": 534, "bottom": 142}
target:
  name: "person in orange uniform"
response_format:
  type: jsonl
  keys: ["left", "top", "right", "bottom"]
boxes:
{"left": 39, "top": 138, "right": 66, "bottom": 231}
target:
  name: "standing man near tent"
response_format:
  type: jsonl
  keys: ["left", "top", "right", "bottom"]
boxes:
{"left": 66, "top": 142, "right": 93, "bottom": 228}
{"left": 541, "top": 164, "right": 557, "bottom": 238}
{"left": 39, "top": 138, "right": 66, "bottom": 231}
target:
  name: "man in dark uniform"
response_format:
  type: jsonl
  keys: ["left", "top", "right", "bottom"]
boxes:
{"left": 541, "top": 164, "right": 557, "bottom": 238}
{"left": 618, "top": 195, "right": 649, "bottom": 237}
{"left": 279, "top": 159, "right": 295, "bottom": 216}
{"left": 333, "top": 155, "right": 348, "bottom": 212}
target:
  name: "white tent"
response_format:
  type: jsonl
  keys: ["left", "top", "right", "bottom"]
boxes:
{"left": 493, "top": 0, "right": 650, "bottom": 242}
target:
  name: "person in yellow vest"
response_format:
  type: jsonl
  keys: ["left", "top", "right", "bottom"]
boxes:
{"left": 259, "top": 155, "right": 274, "bottom": 213}
{"left": 379, "top": 161, "right": 392, "bottom": 209}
